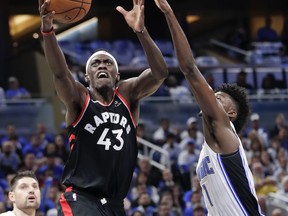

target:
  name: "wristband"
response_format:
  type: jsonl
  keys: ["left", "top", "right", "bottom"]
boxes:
{"left": 133, "top": 27, "right": 146, "bottom": 34}
{"left": 41, "top": 27, "right": 54, "bottom": 36}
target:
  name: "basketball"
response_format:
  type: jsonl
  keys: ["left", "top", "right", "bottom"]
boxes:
{"left": 47, "top": 0, "right": 92, "bottom": 24}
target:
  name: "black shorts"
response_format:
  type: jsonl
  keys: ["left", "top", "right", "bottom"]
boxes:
{"left": 57, "top": 187, "right": 126, "bottom": 216}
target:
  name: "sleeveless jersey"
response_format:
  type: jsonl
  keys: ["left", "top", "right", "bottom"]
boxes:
{"left": 61, "top": 87, "right": 138, "bottom": 200}
{"left": 196, "top": 122, "right": 264, "bottom": 216}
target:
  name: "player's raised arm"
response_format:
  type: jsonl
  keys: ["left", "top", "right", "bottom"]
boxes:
{"left": 39, "top": 0, "right": 86, "bottom": 125}
{"left": 153, "top": 0, "right": 222, "bottom": 119}
{"left": 116, "top": 0, "right": 168, "bottom": 100}
{"left": 153, "top": 0, "right": 249, "bottom": 154}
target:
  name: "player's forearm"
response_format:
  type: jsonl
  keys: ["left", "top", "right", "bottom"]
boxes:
{"left": 42, "top": 33, "right": 70, "bottom": 78}
{"left": 136, "top": 29, "right": 168, "bottom": 80}
{"left": 164, "top": 11, "right": 196, "bottom": 76}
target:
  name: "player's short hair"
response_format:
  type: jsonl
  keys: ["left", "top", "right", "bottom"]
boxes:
{"left": 10, "top": 170, "right": 38, "bottom": 192}
{"left": 215, "top": 83, "right": 250, "bottom": 133}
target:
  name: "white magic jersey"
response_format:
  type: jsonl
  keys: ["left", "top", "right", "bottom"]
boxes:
{"left": 0, "top": 211, "right": 16, "bottom": 216}
{"left": 196, "top": 122, "right": 264, "bottom": 216}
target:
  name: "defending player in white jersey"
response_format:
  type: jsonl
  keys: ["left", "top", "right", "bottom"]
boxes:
{"left": 153, "top": 0, "right": 265, "bottom": 215}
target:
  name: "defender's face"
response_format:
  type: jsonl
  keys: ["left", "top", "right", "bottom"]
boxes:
{"left": 9, "top": 177, "right": 41, "bottom": 210}
{"left": 86, "top": 54, "right": 119, "bottom": 88}
{"left": 215, "top": 91, "right": 234, "bottom": 113}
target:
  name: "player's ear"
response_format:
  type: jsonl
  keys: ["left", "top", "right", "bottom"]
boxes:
{"left": 85, "top": 74, "right": 90, "bottom": 84}
{"left": 116, "top": 73, "right": 120, "bottom": 82}
{"left": 228, "top": 110, "right": 237, "bottom": 120}
{"left": 8, "top": 191, "right": 15, "bottom": 203}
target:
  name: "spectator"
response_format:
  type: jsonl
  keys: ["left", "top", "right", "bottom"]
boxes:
{"left": 134, "top": 157, "right": 162, "bottom": 189}
{"left": 131, "top": 192, "right": 156, "bottom": 216}
{"left": 178, "top": 139, "right": 199, "bottom": 172}
{"left": 165, "top": 75, "right": 192, "bottom": 103}
{"left": 35, "top": 123, "right": 54, "bottom": 144}
{"left": 160, "top": 133, "right": 181, "bottom": 167}
{"left": 275, "top": 175, "right": 288, "bottom": 197}
{"left": 131, "top": 210, "right": 145, "bottom": 216}
{"left": 276, "top": 126, "right": 288, "bottom": 151}
{"left": 130, "top": 172, "right": 159, "bottom": 205}
{"left": 246, "top": 113, "right": 269, "bottom": 148}
{"left": 192, "top": 203, "right": 206, "bottom": 216}
{"left": 252, "top": 162, "right": 278, "bottom": 197}
{"left": 234, "top": 71, "right": 254, "bottom": 94}
{"left": 260, "top": 150, "right": 275, "bottom": 177}
{"left": 257, "top": 73, "right": 284, "bottom": 96}
{"left": 269, "top": 113, "right": 287, "bottom": 139}
{"left": 5, "top": 76, "right": 31, "bottom": 100}
{"left": 155, "top": 189, "right": 182, "bottom": 216}
{"left": 157, "top": 169, "right": 175, "bottom": 193}
{"left": 183, "top": 190, "right": 205, "bottom": 216}
{"left": 256, "top": 17, "right": 279, "bottom": 42}
{"left": 0, "top": 141, "right": 21, "bottom": 172}
{"left": 37, "top": 154, "right": 64, "bottom": 186}
{"left": 274, "top": 154, "right": 288, "bottom": 183}
{"left": 18, "top": 153, "right": 38, "bottom": 173}
{"left": 22, "top": 135, "right": 45, "bottom": 160}
{"left": 227, "top": 20, "right": 249, "bottom": 50}
{"left": 52, "top": 134, "right": 69, "bottom": 164}
{"left": 271, "top": 208, "right": 283, "bottom": 216}
{"left": 0, "top": 124, "right": 28, "bottom": 149}
{"left": 180, "top": 117, "right": 204, "bottom": 150}
{"left": 153, "top": 118, "right": 174, "bottom": 146}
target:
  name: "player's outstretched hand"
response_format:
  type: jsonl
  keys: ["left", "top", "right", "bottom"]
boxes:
{"left": 116, "top": 0, "right": 145, "bottom": 33}
{"left": 38, "top": 0, "right": 55, "bottom": 32}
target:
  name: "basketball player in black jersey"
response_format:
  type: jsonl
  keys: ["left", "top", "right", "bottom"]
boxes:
{"left": 153, "top": 0, "right": 264, "bottom": 215}
{"left": 39, "top": 0, "right": 168, "bottom": 215}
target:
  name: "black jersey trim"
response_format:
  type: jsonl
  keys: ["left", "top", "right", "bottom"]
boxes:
{"left": 217, "top": 151, "right": 263, "bottom": 216}
{"left": 72, "top": 92, "right": 90, "bottom": 128}
{"left": 116, "top": 90, "right": 136, "bottom": 128}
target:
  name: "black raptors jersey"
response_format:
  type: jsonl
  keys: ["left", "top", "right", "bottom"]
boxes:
{"left": 61, "top": 87, "right": 138, "bottom": 200}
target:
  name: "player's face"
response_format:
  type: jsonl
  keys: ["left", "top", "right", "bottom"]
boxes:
{"left": 86, "top": 54, "right": 119, "bottom": 88}
{"left": 215, "top": 91, "right": 236, "bottom": 116}
{"left": 9, "top": 177, "right": 41, "bottom": 211}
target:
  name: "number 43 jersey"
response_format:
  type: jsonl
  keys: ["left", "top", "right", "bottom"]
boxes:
{"left": 196, "top": 122, "right": 264, "bottom": 216}
{"left": 62, "top": 87, "right": 138, "bottom": 200}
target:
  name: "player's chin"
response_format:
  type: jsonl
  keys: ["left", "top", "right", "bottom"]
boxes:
{"left": 26, "top": 200, "right": 40, "bottom": 207}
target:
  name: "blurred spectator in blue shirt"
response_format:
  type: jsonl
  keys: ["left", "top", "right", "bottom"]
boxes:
{"left": 256, "top": 17, "right": 279, "bottom": 42}
{"left": 5, "top": 76, "right": 31, "bottom": 100}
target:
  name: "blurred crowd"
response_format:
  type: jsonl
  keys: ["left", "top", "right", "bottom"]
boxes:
{"left": 0, "top": 109, "right": 287, "bottom": 215}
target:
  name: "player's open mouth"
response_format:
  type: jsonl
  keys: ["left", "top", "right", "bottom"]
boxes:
{"left": 97, "top": 72, "right": 108, "bottom": 79}
{"left": 27, "top": 195, "right": 36, "bottom": 200}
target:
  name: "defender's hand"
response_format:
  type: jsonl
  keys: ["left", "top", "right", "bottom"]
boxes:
{"left": 153, "top": 0, "right": 172, "bottom": 14}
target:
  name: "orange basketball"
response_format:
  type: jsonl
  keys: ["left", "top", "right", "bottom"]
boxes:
{"left": 47, "top": 0, "right": 92, "bottom": 24}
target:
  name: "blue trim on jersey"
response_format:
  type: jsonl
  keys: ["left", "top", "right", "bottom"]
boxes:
{"left": 217, "top": 153, "right": 249, "bottom": 216}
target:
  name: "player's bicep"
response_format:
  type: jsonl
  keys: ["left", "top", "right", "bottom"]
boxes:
{"left": 53, "top": 75, "right": 84, "bottom": 106}
{"left": 214, "top": 121, "right": 240, "bottom": 153}
{"left": 128, "top": 69, "right": 166, "bottom": 100}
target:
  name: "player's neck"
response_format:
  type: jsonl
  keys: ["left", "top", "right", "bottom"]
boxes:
{"left": 89, "top": 87, "right": 115, "bottom": 105}
{"left": 13, "top": 208, "right": 36, "bottom": 216}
